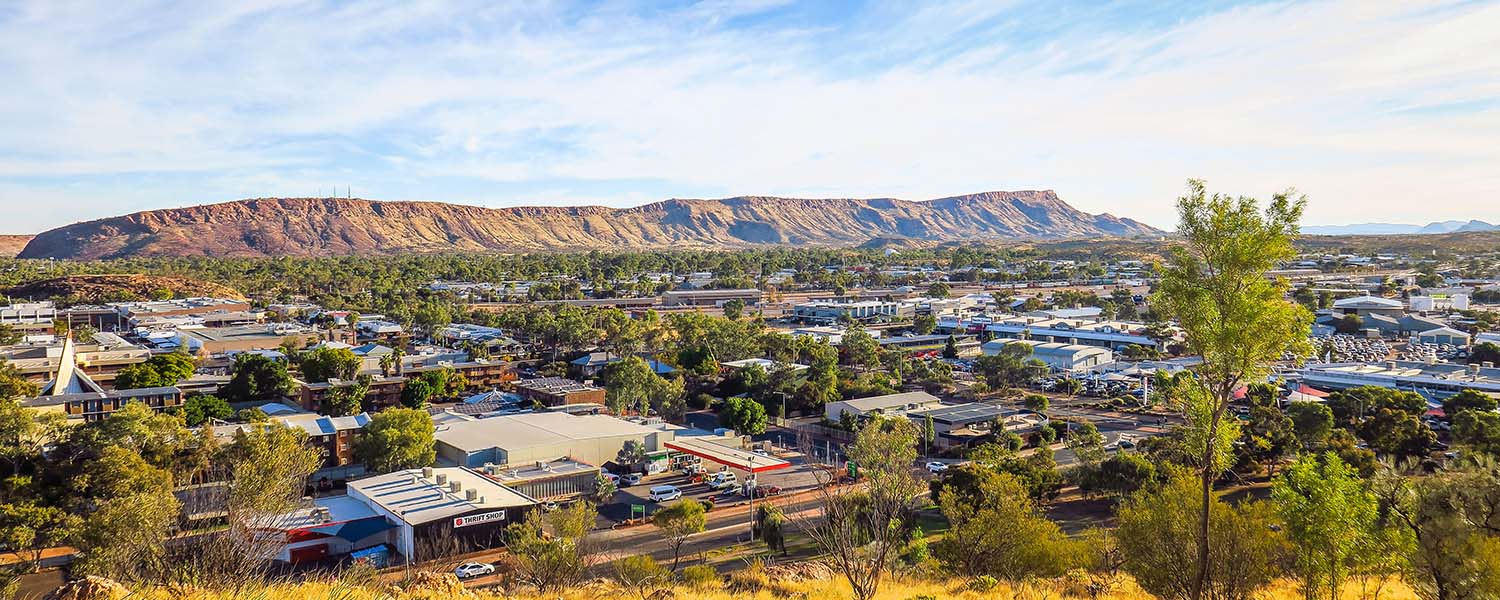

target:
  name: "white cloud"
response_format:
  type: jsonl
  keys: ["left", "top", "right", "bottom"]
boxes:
{"left": 0, "top": 0, "right": 1496, "bottom": 232}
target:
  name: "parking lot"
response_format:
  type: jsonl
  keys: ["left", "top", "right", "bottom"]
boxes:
{"left": 597, "top": 444, "right": 827, "bottom": 523}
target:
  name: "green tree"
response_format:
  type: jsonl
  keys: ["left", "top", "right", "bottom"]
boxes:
{"left": 354, "top": 408, "right": 435, "bottom": 473}
{"left": 601, "top": 356, "right": 684, "bottom": 418}
{"left": 1286, "top": 402, "right": 1335, "bottom": 451}
{"left": 1357, "top": 408, "right": 1435, "bottom": 458}
{"left": 114, "top": 352, "right": 197, "bottom": 390}
{"left": 0, "top": 503, "right": 82, "bottom": 571}
{"left": 913, "top": 314, "right": 937, "bottom": 335}
{"left": 299, "top": 346, "right": 361, "bottom": 383}
{"left": 935, "top": 469, "right": 1078, "bottom": 580}
{"left": 1334, "top": 314, "right": 1363, "bottom": 335}
{"left": 1326, "top": 386, "right": 1426, "bottom": 425}
{"left": 973, "top": 342, "right": 1041, "bottom": 390}
{"left": 222, "top": 353, "right": 295, "bottom": 403}
{"left": 1272, "top": 453, "right": 1380, "bottom": 600}
{"left": 505, "top": 502, "right": 597, "bottom": 593}
{"left": 0, "top": 398, "right": 66, "bottom": 481}
{"left": 1151, "top": 179, "right": 1311, "bottom": 599}
{"left": 1065, "top": 421, "right": 1107, "bottom": 466}
{"left": 400, "top": 378, "right": 434, "bottom": 408}
{"left": 1378, "top": 461, "right": 1500, "bottom": 600}
{"left": 1469, "top": 342, "right": 1500, "bottom": 367}
{"left": 1452, "top": 410, "right": 1500, "bottom": 457}
{"left": 180, "top": 394, "right": 232, "bottom": 426}
{"left": 326, "top": 377, "right": 371, "bottom": 416}
{"left": 801, "top": 417, "right": 925, "bottom": 600}
{"left": 592, "top": 472, "right": 618, "bottom": 502}
{"left": 0, "top": 359, "right": 39, "bottom": 400}
{"left": 718, "top": 397, "right": 768, "bottom": 435}
{"left": 236, "top": 407, "right": 269, "bottom": 423}
{"left": 1443, "top": 389, "right": 1498, "bottom": 419}
{"left": 757, "top": 504, "right": 787, "bottom": 555}
{"left": 941, "top": 334, "right": 959, "bottom": 358}
{"left": 616, "top": 439, "right": 647, "bottom": 468}
{"left": 927, "top": 281, "right": 951, "bottom": 299}
{"left": 1023, "top": 393, "right": 1050, "bottom": 413}
{"left": 722, "top": 298, "right": 745, "bottom": 320}
{"left": 652, "top": 497, "right": 707, "bottom": 571}
{"left": 841, "top": 325, "right": 880, "bottom": 372}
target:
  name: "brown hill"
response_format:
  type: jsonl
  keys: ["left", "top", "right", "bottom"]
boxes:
{"left": 18, "top": 191, "right": 1160, "bottom": 260}
{"left": 3, "top": 274, "right": 246, "bottom": 303}
{"left": 0, "top": 235, "right": 34, "bottom": 257}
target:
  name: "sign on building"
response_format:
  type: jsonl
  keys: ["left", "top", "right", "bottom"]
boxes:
{"left": 453, "top": 510, "right": 506, "bottom": 528}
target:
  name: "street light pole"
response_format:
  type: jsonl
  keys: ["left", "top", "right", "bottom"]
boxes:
{"left": 747, "top": 455, "right": 756, "bottom": 541}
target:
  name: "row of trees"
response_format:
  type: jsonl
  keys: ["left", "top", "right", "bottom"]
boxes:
{"left": 0, "top": 394, "right": 438, "bottom": 587}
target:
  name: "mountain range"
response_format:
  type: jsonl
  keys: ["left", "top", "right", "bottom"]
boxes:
{"left": 17, "top": 191, "right": 1160, "bottom": 260}
{"left": 1303, "top": 219, "right": 1500, "bottom": 236}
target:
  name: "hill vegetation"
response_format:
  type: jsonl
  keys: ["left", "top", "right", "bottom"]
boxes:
{"left": 18, "top": 192, "right": 1159, "bottom": 259}
{"left": 2, "top": 274, "right": 245, "bottom": 304}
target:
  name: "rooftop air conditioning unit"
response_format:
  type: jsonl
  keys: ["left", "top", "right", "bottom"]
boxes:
{"left": 465, "top": 488, "right": 478, "bottom": 501}
{"left": 449, "top": 481, "right": 462, "bottom": 493}
{"left": 435, "top": 474, "right": 448, "bottom": 485}
{"left": 421, "top": 467, "right": 435, "bottom": 479}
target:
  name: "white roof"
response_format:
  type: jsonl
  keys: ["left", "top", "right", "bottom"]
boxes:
{"left": 721, "top": 358, "right": 809, "bottom": 372}
{"left": 347, "top": 467, "right": 536, "bottom": 525}
{"left": 435, "top": 412, "right": 660, "bottom": 454}
{"left": 1333, "top": 295, "right": 1403, "bottom": 309}
{"left": 834, "top": 391, "right": 942, "bottom": 412}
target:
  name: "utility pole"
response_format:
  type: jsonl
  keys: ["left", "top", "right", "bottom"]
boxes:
{"left": 746, "top": 455, "right": 756, "bottom": 541}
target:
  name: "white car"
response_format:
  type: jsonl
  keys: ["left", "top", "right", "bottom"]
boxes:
{"left": 925, "top": 461, "right": 949, "bottom": 473}
{"left": 708, "top": 473, "right": 738, "bottom": 490}
{"left": 454, "top": 562, "right": 496, "bottom": 579}
{"left": 620, "top": 473, "right": 643, "bottom": 486}
{"left": 648, "top": 485, "right": 683, "bottom": 502}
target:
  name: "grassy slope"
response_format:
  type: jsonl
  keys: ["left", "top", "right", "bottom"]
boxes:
{"left": 91, "top": 573, "right": 1418, "bottom": 600}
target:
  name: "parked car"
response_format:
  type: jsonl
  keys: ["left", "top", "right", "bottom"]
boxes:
{"left": 454, "top": 562, "right": 496, "bottom": 579}
{"left": 747, "top": 485, "right": 782, "bottom": 498}
{"left": 620, "top": 473, "right": 643, "bottom": 486}
{"left": 648, "top": 485, "right": 683, "bottom": 502}
{"left": 602, "top": 472, "right": 621, "bottom": 485}
{"left": 925, "top": 461, "right": 949, "bottom": 473}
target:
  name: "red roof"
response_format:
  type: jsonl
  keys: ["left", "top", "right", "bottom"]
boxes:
{"left": 1297, "top": 384, "right": 1330, "bottom": 398}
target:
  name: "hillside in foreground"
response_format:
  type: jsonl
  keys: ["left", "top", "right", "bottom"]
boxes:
{"left": 18, "top": 191, "right": 1160, "bottom": 259}
{"left": 53, "top": 571, "right": 1417, "bottom": 600}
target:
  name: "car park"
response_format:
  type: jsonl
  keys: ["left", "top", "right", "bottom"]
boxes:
{"left": 454, "top": 562, "right": 496, "bottom": 579}
{"left": 648, "top": 485, "right": 683, "bottom": 502}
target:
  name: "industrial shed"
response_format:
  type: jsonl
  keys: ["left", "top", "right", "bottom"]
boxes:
{"left": 434, "top": 412, "right": 675, "bottom": 469}
{"left": 980, "top": 339, "right": 1113, "bottom": 373}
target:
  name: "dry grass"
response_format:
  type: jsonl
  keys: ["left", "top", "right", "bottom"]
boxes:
{"left": 87, "top": 572, "right": 1419, "bottom": 600}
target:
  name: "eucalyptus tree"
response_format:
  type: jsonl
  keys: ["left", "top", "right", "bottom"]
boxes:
{"left": 1152, "top": 179, "right": 1313, "bottom": 600}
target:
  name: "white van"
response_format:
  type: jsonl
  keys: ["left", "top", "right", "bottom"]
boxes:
{"left": 648, "top": 485, "right": 682, "bottom": 502}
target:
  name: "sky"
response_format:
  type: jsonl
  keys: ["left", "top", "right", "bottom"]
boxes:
{"left": 0, "top": 0, "right": 1497, "bottom": 233}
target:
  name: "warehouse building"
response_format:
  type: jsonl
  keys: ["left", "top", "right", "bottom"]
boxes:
{"left": 824, "top": 391, "right": 943, "bottom": 422}
{"left": 980, "top": 339, "right": 1113, "bottom": 373}
{"left": 265, "top": 467, "right": 539, "bottom": 565}
{"left": 434, "top": 412, "right": 676, "bottom": 468}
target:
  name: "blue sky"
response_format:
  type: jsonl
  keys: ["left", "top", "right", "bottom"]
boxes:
{"left": 0, "top": 0, "right": 1497, "bottom": 232}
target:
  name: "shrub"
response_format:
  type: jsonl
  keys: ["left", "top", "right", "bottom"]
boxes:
{"left": 678, "top": 565, "right": 720, "bottom": 590}
{"left": 968, "top": 575, "right": 1000, "bottom": 592}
